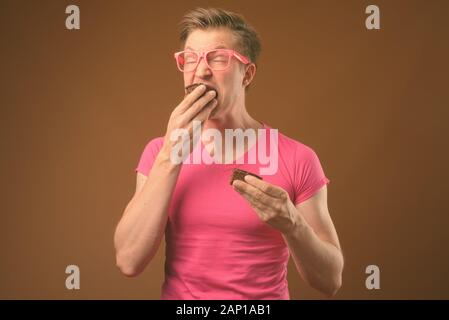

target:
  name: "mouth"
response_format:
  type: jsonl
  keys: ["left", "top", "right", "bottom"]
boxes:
{"left": 185, "top": 83, "right": 218, "bottom": 99}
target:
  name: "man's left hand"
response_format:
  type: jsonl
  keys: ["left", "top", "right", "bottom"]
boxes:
{"left": 232, "top": 175, "right": 300, "bottom": 235}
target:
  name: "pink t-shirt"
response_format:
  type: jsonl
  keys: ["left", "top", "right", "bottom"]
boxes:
{"left": 135, "top": 123, "right": 330, "bottom": 299}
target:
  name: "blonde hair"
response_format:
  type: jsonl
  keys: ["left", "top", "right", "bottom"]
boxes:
{"left": 179, "top": 7, "right": 261, "bottom": 66}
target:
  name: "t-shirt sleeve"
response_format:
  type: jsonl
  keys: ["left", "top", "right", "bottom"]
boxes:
{"left": 293, "top": 144, "right": 330, "bottom": 205}
{"left": 135, "top": 137, "right": 164, "bottom": 176}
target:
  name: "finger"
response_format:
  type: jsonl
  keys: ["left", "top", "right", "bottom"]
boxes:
{"left": 234, "top": 183, "right": 267, "bottom": 211}
{"left": 183, "top": 100, "right": 217, "bottom": 134}
{"left": 185, "top": 120, "right": 203, "bottom": 151}
{"left": 243, "top": 175, "right": 287, "bottom": 199}
{"left": 177, "top": 85, "right": 208, "bottom": 114}
{"left": 183, "top": 90, "right": 217, "bottom": 122}
{"left": 233, "top": 179, "right": 275, "bottom": 207}
{"left": 183, "top": 103, "right": 215, "bottom": 150}
{"left": 234, "top": 182, "right": 283, "bottom": 223}
{"left": 195, "top": 98, "right": 217, "bottom": 121}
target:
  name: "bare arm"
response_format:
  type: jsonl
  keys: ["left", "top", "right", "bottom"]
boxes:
{"left": 284, "top": 185, "right": 344, "bottom": 297}
{"left": 114, "top": 148, "right": 180, "bottom": 277}
{"left": 233, "top": 177, "right": 343, "bottom": 297}
{"left": 114, "top": 84, "right": 218, "bottom": 277}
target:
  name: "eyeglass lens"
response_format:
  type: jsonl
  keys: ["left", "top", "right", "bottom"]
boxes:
{"left": 178, "top": 50, "right": 230, "bottom": 71}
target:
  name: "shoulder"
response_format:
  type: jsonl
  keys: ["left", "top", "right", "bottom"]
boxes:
{"left": 140, "top": 136, "right": 165, "bottom": 154}
{"left": 135, "top": 136, "right": 165, "bottom": 176}
{"left": 275, "top": 129, "right": 318, "bottom": 161}
{"left": 144, "top": 136, "right": 165, "bottom": 147}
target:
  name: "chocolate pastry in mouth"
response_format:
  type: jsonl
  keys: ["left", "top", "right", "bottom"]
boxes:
{"left": 185, "top": 83, "right": 217, "bottom": 98}
{"left": 230, "top": 168, "right": 263, "bottom": 185}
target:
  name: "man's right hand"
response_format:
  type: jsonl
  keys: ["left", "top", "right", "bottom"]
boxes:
{"left": 161, "top": 84, "right": 218, "bottom": 163}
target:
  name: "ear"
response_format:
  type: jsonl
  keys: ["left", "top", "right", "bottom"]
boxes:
{"left": 242, "top": 63, "right": 257, "bottom": 87}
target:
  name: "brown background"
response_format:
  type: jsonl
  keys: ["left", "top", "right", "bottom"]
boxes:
{"left": 1, "top": 0, "right": 448, "bottom": 299}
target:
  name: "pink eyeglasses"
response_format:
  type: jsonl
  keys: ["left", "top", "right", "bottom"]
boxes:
{"left": 174, "top": 49, "right": 251, "bottom": 72}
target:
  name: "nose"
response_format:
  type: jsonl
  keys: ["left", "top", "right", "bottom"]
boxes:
{"left": 194, "top": 56, "right": 212, "bottom": 79}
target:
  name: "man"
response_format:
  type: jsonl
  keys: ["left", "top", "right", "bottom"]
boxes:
{"left": 114, "top": 7, "right": 343, "bottom": 299}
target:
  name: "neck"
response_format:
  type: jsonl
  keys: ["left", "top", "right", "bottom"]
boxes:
{"left": 200, "top": 100, "right": 264, "bottom": 163}
{"left": 202, "top": 104, "right": 263, "bottom": 133}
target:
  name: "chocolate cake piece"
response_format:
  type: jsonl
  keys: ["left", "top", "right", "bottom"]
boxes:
{"left": 230, "top": 168, "right": 263, "bottom": 185}
{"left": 185, "top": 83, "right": 217, "bottom": 98}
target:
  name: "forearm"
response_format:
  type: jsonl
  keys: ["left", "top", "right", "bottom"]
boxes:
{"left": 283, "top": 214, "right": 344, "bottom": 297}
{"left": 114, "top": 147, "right": 181, "bottom": 276}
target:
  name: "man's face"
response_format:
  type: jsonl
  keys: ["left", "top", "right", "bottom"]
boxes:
{"left": 183, "top": 27, "right": 248, "bottom": 119}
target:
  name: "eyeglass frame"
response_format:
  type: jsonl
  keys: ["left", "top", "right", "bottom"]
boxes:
{"left": 173, "top": 48, "right": 251, "bottom": 72}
